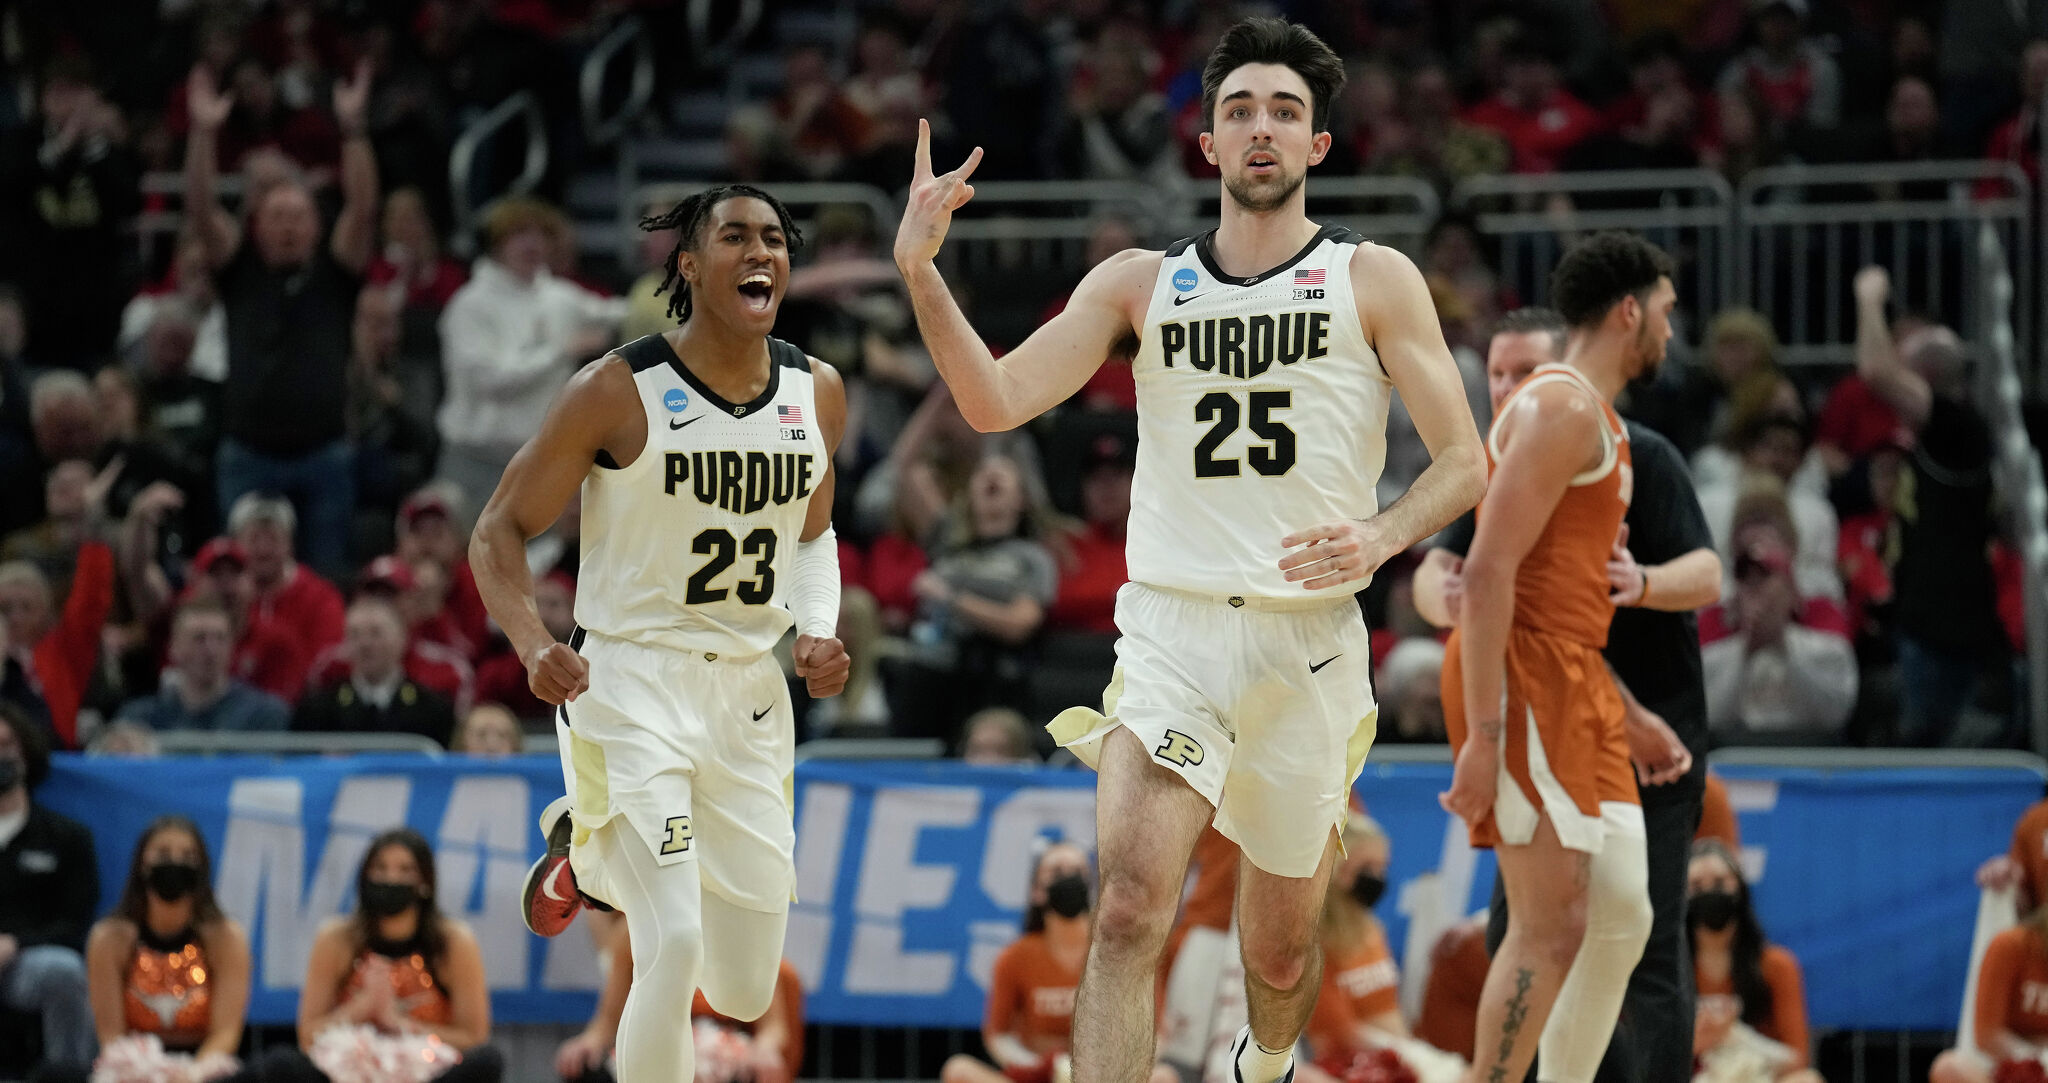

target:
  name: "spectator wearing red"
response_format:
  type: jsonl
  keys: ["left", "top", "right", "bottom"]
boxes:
{"left": 1977, "top": 41, "right": 2048, "bottom": 198}
{"left": 1714, "top": 0, "right": 1842, "bottom": 137}
{"left": 1700, "top": 529, "right": 1856, "bottom": 740}
{"left": 1047, "top": 435, "right": 1131, "bottom": 636}
{"left": 1461, "top": 37, "right": 1601, "bottom": 174}
{"left": 473, "top": 571, "right": 572, "bottom": 722}
{"left": 1039, "top": 220, "right": 1141, "bottom": 414}
{"left": 1832, "top": 431, "right": 1908, "bottom": 646}
{"left": 1813, "top": 360, "right": 1908, "bottom": 481}
{"left": 365, "top": 187, "right": 467, "bottom": 313}
{"left": 306, "top": 557, "right": 473, "bottom": 711}
{"left": 0, "top": 541, "right": 112, "bottom": 748}
{"left": 206, "top": 58, "right": 342, "bottom": 177}
{"left": 1594, "top": 32, "right": 1721, "bottom": 168}
{"left": 189, "top": 537, "right": 308, "bottom": 705}
{"left": 293, "top": 595, "right": 456, "bottom": 747}
{"left": 393, "top": 488, "right": 489, "bottom": 660}
{"left": 228, "top": 493, "right": 345, "bottom": 663}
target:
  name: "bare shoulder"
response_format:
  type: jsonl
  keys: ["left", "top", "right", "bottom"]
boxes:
{"left": 439, "top": 919, "right": 483, "bottom": 955}
{"left": 564, "top": 353, "right": 641, "bottom": 408}
{"left": 309, "top": 916, "right": 355, "bottom": 953}
{"left": 1346, "top": 240, "right": 1420, "bottom": 278}
{"left": 804, "top": 355, "right": 846, "bottom": 400}
{"left": 1499, "top": 378, "right": 1600, "bottom": 448}
{"left": 87, "top": 915, "right": 138, "bottom": 954}
{"left": 1088, "top": 248, "right": 1167, "bottom": 302}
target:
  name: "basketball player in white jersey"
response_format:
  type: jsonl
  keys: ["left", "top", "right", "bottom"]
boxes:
{"left": 895, "top": 18, "right": 1486, "bottom": 1083}
{"left": 470, "top": 184, "right": 850, "bottom": 1083}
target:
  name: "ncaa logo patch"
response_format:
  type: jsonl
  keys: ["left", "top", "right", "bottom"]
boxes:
{"left": 1172, "top": 268, "right": 1199, "bottom": 292}
{"left": 664, "top": 388, "right": 689, "bottom": 413}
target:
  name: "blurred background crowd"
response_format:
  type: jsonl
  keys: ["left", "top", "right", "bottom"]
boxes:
{"left": 0, "top": 0, "right": 2041, "bottom": 765}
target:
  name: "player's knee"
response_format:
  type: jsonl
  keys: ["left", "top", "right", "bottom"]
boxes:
{"left": 1091, "top": 877, "right": 1176, "bottom": 956}
{"left": 1240, "top": 933, "right": 1313, "bottom": 992}
{"left": 702, "top": 969, "right": 777, "bottom": 1024}
{"left": 1519, "top": 897, "right": 1588, "bottom": 968}
{"left": 636, "top": 916, "right": 705, "bottom": 978}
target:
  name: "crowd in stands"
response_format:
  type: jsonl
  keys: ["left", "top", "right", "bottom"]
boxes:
{"left": 0, "top": 0, "right": 2041, "bottom": 1078}
{"left": 0, "top": 0, "right": 2032, "bottom": 764}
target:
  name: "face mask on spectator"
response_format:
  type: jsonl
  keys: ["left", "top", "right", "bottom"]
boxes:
{"left": 361, "top": 881, "right": 420, "bottom": 917}
{"left": 1349, "top": 872, "right": 1387, "bottom": 909}
{"left": 1046, "top": 874, "right": 1091, "bottom": 919}
{"left": 1688, "top": 889, "right": 1740, "bottom": 932}
{"left": 147, "top": 861, "right": 203, "bottom": 903}
{"left": 0, "top": 757, "right": 20, "bottom": 794}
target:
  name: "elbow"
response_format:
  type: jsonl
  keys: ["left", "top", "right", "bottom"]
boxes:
{"left": 959, "top": 402, "right": 1015, "bottom": 434}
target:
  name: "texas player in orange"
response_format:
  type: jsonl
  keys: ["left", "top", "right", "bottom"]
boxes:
{"left": 1438, "top": 232, "right": 1674, "bottom": 1083}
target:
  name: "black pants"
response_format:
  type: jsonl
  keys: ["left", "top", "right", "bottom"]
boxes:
{"left": 1485, "top": 763, "right": 1704, "bottom": 1083}
{"left": 222, "top": 1042, "right": 505, "bottom": 1083}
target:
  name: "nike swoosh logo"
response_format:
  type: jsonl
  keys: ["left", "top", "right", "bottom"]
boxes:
{"left": 752, "top": 706, "right": 772, "bottom": 721}
{"left": 1172, "top": 292, "right": 1210, "bottom": 306}
{"left": 540, "top": 861, "right": 572, "bottom": 903}
{"left": 669, "top": 415, "right": 701, "bottom": 431}
{"left": 1309, "top": 655, "right": 1340, "bottom": 674}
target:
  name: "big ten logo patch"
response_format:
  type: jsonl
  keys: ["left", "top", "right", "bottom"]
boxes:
{"left": 662, "top": 815, "right": 694, "bottom": 855}
{"left": 1154, "top": 730, "right": 1204, "bottom": 767}
{"left": 1292, "top": 288, "right": 1325, "bottom": 300}
{"left": 1033, "top": 986, "right": 1078, "bottom": 1018}
{"left": 779, "top": 427, "right": 807, "bottom": 441}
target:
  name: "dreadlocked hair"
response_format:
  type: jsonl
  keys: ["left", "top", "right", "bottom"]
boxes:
{"left": 641, "top": 184, "right": 805, "bottom": 323}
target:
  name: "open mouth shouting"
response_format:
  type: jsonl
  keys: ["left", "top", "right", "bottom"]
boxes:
{"left": 737, "top": 271, "right": 775, "bottom": 314}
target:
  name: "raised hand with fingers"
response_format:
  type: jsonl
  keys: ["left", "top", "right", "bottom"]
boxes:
{"left": 187, "top": 67, "right": 235, "bottom": 132}
{"left": 893, "top": 118, "right": 984, "bottom": 269}
{"left": 333, "top": 59, "right": 373, "bottom": 134}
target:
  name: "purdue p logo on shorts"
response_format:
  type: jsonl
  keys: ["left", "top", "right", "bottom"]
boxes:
{"left": 661, "top": 816, "right": 693, "bottom": 855}
{"left": 1154, "top": 730, "right": 1205, "bottom": 767}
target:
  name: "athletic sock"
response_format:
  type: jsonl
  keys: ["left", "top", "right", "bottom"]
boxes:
{"left": 1234, "top": 1029, "right": 1293, "bottom": 1083}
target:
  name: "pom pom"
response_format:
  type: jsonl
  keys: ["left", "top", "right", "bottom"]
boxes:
{"left": 1994, "top": 1059, "right": 2048, "bottom": 1083}
{"left": 692, "top": 1019, "right": 757, "bottom": 1083}
{"left": 92, "top": 1035, "right": 242, "bottom": 1083}
{"left": 309, "top": 1024, "right": 462, "bottom": 1083}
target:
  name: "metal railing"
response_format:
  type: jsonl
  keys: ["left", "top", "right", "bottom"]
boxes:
{"left": 1738, "top": 161, "right": 2032, "bottom": 366}
{"left": 1972, "top": 224, "right": 2048, "bottom": 751}
{"left": 623, "top": 181, "right": 900, "bottom": 268}
{"left": 447, "top": 90, "right": 549, "bottom": 256}
{"left": 1452, "top": 168, "right": 1736, "bottom": 341}
{"left": 578, "top": 16, "right": 654, "bottom": 148}
{"left": 155, "top": 731, "right": 446, "bottom": 757}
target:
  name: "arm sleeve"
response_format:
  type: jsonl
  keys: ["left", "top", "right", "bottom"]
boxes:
{"left": 53, "top": 541, "right": 115, "bottom": 692}
{"left": 789, "top": 528, "right": 843, "bottom": 640}
{"left": 1765, "top": 947, "right": 1812, "bottom": 1068}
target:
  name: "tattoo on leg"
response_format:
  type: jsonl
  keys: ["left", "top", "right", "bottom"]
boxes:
{"left": 1486, "top": 967, "right": 1535, "bottom": 1083}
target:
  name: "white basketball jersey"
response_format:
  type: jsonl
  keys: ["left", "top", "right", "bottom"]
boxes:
{"left": 574, "top": 334, "right": 827, "bottom": 655}
{"left": 1127, "top": 225, "right": 1391, "bottom": 600}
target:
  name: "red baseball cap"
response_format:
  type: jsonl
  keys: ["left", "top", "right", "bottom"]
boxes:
{"left": 400, "top": 490, "right": 453, "bottom": 526}
{"left": 358, "top": 554, "right": 418, "bottom": 594}
{"left": 192, "top": 537, "right": 249, "bottom": 576}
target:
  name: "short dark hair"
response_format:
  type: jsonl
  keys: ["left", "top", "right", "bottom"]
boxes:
{"left": 1201, "top": 17, "right": 1347, "bottom": 133}
{"left": 642, "top": 185, "right": 805, "bottom": 323}
{"left": 1490, "top": 306, "right": 1567, "bottom": 351}
{"left": 1549, "top": 231, "right": 1676, "bottom": 329}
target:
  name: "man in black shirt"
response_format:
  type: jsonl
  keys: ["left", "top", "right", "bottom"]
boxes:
{"left": 0, "top": 704, "right": 98, "bottom": 1069}
{"left": 1416, "top": 308, "right": 1720, "bottom": 1083}
{"left": 1852, "top": 266, "right": 2005, "bottom": 747}
{"left": 182, "top": 63, "right": 379, "bottom": 583}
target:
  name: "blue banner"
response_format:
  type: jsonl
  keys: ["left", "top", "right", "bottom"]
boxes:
{"left": 33, "top": 754, "right": 2041, "bottom": 1032}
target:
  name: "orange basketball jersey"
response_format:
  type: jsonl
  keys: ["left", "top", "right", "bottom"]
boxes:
{"left": 1487, "top": 363, "right": 1632, "bottom": 648}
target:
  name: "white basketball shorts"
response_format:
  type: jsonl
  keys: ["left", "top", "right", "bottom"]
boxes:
{"left": 555, "top": 628, "right": 796, "bottom": 913}
{"left": 1048, "top": 582, "right": 1379, "bottom": 878}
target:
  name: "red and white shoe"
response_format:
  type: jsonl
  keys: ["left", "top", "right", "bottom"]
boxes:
{"left": 521, "top": 796, "right": 582, "bottom": 937}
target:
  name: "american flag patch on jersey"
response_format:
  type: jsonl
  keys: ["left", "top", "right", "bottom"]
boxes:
{"left": 1294, "top": 268, "right": 1326, "bottom": 285}
{"left": 777, "top": 405, "right": 805, "bottom": 425}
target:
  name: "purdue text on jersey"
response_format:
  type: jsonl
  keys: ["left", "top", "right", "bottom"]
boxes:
{"left": 1157, "top": 310, "right": 1332, "bottom": 379}
{"left": 663, "top": 450, "right": 817, "bottom": 512}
